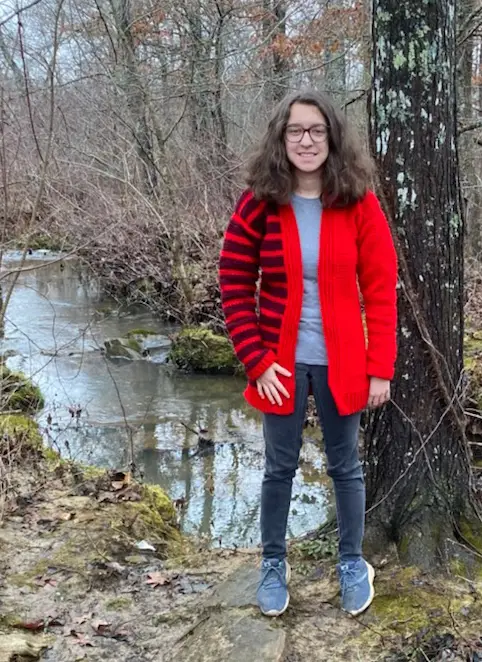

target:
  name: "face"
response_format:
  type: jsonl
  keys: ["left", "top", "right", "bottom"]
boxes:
{"left": 284, "top": 102, "right": 329, "bottom": 174}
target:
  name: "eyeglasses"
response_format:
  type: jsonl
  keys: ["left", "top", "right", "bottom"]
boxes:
{"left": 285, "top": 124, "right": 329, "bottom": 143}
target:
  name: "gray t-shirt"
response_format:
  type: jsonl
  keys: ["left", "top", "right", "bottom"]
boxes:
{"left": 291, "top": 193, "right": 328, "bottom": 365}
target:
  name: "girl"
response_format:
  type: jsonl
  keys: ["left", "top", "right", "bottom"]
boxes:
{"left": 219, "top": 89, "right": 397, "bottom": 617}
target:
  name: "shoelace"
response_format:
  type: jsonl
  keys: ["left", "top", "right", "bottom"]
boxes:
{"left": 259, "top": 564, "right": 286, "bottom": 591}
{"left": 339, "top": 565, "right": 359, "bottom": 594}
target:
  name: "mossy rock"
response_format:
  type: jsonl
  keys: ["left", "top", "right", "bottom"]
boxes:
{"left": 9, "top": 476, "right": 183, "bottom": 590}
{"left": 168, "top": 328, "right": 242, "bottom": 375}
{"left": 362, "top": 565, "right": 482, "bottom": 652}
{"left": 104, "top": 337, "right": 142, "bottom": 360}
{"left": 0, "top": 414, "right": 63, "bottom": 466}
{"left": 126, "top": 328, "right": 158, "bottom": 338}
{"left": 0, "top": 366, "right": 44, "bottom": 412}
{"left": 0, "top": 413, "right": 42, "bottom": 444}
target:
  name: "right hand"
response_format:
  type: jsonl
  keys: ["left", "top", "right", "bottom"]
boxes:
{"left": 256, "top": 362, "right": 292, "bottom": 406}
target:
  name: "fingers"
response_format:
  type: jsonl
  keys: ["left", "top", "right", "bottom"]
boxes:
{"left": 273, "top": 377, "right": 290, "bottom": 400}
{"left": 256, "top": 363, "right": 291, "bottom": 406}
{"left": 257, "top": 381, "right": 265, "bottom": 400}
{"left": 368, "top": 390, "right": 390, "bottom": 408}
{"left": 268, "top": 383, "right": 283, "bottom": 406}
{"left": 272, "top": 363, "right": 292, "bottom": 378}
{"left": 258, "top": 382, "right": 282, "bottom": 406}
{"left": 256, "top": 378, "right": 289, "bottom": 405}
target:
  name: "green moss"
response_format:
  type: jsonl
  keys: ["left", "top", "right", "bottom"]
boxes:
{"left": 0, "top": 613, "right": 26, "bottom": 627}
{"left": 0, "top": 414, "right": 42, "bottom": 446}
{"left": 126, "top": 338, "right": 142, "bottom": 352}
{"left": 123, "top": 484, "right": 181, "bottom": 549}
{"left": 398, "top": 533, "right": 410, "bottom": 558}
{"left": 367, "top": 567, "right": 473, "bottom": 640}
{"left": 104, "top": 597, "right": 132, "bottom": 611}
{"left": 0, "top": 366, "right": 44, "bottom": 412}
{"left": 168, "top": 327, "right": 242, "bottom": 375}
{"left": 450, "top": 557, "right": 467, "bottom": 577}
{"left": 126, "top": 329, "right": 157, "bottom": 338}
{"left": 141, "top": 484, "right": 176, "bottom": 518}
{"left": 459, "top": 517, "right": 482, "bottom": 554}
{"left": 43, "top": 447, "right": 62, "bottom": 463}
{"left": 10, "top": 558, "right": 50, "bottom": 587}
{"left": 104, "top": 338, "right": 142, "bottom": 359}
{"left": 291, "top": 529, "right": 338, "bottom": 562}
{"left": 79, "top": 463, "right": 105, "bottom": 479}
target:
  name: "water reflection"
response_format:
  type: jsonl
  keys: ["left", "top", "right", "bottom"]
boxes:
{"left": 1, "top": 253, "right": 333, "bottom": 547}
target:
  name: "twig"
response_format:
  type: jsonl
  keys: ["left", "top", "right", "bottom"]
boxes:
{"left": 179, "top": 421, "right": 199, "bottom": 436}
{"left": 0, "top": 0, "right": 44, "bottom": 28}
{"left": 84, "top": 529, "right": 112, "bottom": 564}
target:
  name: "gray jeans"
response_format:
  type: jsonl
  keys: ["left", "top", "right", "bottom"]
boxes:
{"left": 261, "top": 364, "right": 364, "bottom": 562}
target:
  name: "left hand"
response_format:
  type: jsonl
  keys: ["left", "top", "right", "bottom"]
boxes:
{"left": 368, "top": 377, "right": 391, "bottom": 408}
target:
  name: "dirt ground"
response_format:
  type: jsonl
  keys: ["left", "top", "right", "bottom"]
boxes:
{"left": 1, "top": 389, "right": 482, "bottom": 662}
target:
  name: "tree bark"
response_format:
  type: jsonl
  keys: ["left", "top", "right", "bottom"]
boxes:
{"left": 187, "top": 1, "right": 228, "bottom": 172}
{"left": 366, "top": 0, "right": 480, "bottom": 568}
{"left": 323, "top": 0, "right": 347, "bottom": 105}
{"left": 111, "top": 0, "right": 158, "bottom": 196}
{"left": 263, "top": 0, "right": 289, "bottom": 105}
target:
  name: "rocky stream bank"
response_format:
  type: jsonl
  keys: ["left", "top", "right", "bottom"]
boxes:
{"left": 1, "top": 359, "right": 482, "bottom": 662}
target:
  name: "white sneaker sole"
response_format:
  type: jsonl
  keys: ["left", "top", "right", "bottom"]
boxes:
{"left": 345, "top": 562, "right": 375, "bottom": 617}
{"left": 260, "top": 561, "right": 291, "bottom": 617}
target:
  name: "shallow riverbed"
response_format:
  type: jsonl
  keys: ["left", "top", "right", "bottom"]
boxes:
{"left": 1, "top": 252, "right": 333, "bottom": 547}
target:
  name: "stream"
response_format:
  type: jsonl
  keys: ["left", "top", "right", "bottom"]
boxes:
{"left": 1, "top": 252, "right": 333, "bottom": 548}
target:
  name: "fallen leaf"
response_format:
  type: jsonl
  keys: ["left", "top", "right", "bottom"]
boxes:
{"left": 117, "top": 487, "right": 142, "bottom": 502}
{"left": 111, "top": 627, "right": 129, "bottom": 641}
{"left": 91, "top": 620, "right": 111, "bottom": 635}
{"left": 12, "top": 619, "right": 45, "bottom": 632}
{"left": 34, "top": 575, "right": 58, "bottom": 588}
{"left": 73, "top": 614, "right": 92, "bottom": 626}
{"left": 71, "top": 631, "right": 95, "bottom": 647}
{"left": 110, "top": 471, "right": 131, "bottom": 491}
{"left": 146, "top": 572, "right": 171, "bottom": 588}
{"left": 13, "top": 616, "right": 63, "bottom": 632}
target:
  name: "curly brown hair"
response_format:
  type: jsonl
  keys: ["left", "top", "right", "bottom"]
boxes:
{"left": 245, "top": 89, "right": 374, "bottom": 207}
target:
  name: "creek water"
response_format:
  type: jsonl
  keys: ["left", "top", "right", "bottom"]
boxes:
{"left": 1, "top": 252, "right": 333, "bottom": 548}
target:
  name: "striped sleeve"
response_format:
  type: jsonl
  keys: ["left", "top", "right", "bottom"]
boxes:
{"left": 219, "top": 190, "right": 276, "bottom": 381}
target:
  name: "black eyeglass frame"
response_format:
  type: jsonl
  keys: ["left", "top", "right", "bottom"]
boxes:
{"left": 285, "top": 124, "right": 329, "bottom": 143}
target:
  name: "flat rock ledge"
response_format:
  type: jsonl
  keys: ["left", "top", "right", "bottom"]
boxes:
{"left": 165, "top": 563, "right": 287, "bottom": 662}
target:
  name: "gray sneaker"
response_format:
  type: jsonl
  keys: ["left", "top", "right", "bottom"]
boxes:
{"left": 257, "top": 558, "right": 291, "bottom": 617}
{"left": 337, "top": 558, "right": 375, "bottom": 616}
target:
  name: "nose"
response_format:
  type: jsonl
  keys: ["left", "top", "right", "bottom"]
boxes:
{"left": 300, "top": 130, "right": 314, "bottom": 147}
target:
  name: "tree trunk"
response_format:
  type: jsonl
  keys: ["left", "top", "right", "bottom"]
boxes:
{"left": 263, "top": 0, "right": 289, "bottom": 105}
{"left": 188, "top": 3, "right": 228, "bottom": 173}
{"left": 323, "top": 0, "right": 347, "bottom": 106}
{"left": 111, "top": 0, "right": 158, "bottom": 196}
{"left": 366, "top": 0, "right": 480, "bottom": 569}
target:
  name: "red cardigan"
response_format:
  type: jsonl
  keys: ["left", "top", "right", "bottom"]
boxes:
{"left": 219, "top": 189, "right": 398, "bottom": 416}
